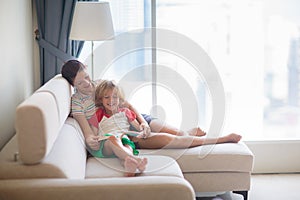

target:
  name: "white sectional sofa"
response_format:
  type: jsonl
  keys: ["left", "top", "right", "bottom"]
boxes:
{"left": 0, "top": 75, "right": 254, "bottom": 200}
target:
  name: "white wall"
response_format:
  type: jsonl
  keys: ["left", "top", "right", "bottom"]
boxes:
{"left": 0, "top": 0, "right": 36, "bottom": 149}
{"left": 246, "top": 141, "right": 300, "bottom": 173}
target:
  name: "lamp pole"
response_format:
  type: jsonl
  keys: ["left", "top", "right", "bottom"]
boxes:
{"left": 91, "top": 41, "right": 94, "bottom": 80}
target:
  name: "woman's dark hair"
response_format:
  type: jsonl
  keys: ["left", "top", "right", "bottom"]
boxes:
{"left": 61, "top": 60, "right": 86, "bottom": 86}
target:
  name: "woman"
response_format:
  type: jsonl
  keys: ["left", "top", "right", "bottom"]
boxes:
{"left": 61, "top": 60, "right": 242, "bottom": 151}
{"left": 62, "top": 60, "right": 151, "bottom": 150}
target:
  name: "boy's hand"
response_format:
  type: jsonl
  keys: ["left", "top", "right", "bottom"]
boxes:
{"left": 85, "top": 135, "right": 100, "bottom": 150}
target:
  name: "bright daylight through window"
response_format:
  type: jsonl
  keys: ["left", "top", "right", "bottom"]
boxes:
{"left": 79, "top": 0, "right": 300, "bottom": 141}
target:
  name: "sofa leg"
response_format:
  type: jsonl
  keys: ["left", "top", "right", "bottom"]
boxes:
{"left": 233, "top": 190, "right": 248, "bottom": 200}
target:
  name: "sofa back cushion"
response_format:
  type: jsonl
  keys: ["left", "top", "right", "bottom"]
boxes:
{"left": 15, "top": 75, "right": 72, "bottom": 164}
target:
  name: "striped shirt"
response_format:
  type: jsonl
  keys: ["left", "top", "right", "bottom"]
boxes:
{"left": 71, "top": 80, "right": 104, "bottom": 119}
{"left": 71, "top": 92, "right": 95, "bottom": 120}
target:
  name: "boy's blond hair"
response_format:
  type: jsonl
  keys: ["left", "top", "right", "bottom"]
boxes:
{"left": 95, "top": 80, "right": 125, "bottom": 108}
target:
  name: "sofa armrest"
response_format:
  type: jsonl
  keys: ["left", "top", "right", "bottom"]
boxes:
{"left": 16, "top": 75, "right": 72, "bottom": 164}
{"left": 0, "top": 118, "right": 86, "bottom": 179}
{"left": 0, "top": 177, "right": 195, "bottom": 200}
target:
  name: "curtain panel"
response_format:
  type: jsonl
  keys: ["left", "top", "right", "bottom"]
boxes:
{"left": 35, "top": 0, "right": 84, "bottom": 85}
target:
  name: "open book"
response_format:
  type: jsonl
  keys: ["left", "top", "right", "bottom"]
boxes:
{"left": 124, "top": 131, "right": 141, "bottom": 137}
{"left": 97, "top": 135, "right": 111, "bottom": 141}
{"left": 97, "top": 131, "right": 142, "bottom": 142}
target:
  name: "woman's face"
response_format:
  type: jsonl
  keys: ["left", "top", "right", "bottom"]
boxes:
{"left": 73, "top": 70, "right": 94, "bottom": 95}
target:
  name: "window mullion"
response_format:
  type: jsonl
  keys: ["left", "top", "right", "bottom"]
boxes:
{"left": 151, "top": 0, "right": 157, "bottom": 116}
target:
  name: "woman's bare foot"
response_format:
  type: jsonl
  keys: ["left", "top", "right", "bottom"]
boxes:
{"left": 136, "top": 157, "right": 148, "bottom": 172}
{"left": 224, "top": 133, "right": 242, "bottom": 143}
{"left": 124, "top": 156, "right": 138, "bottom": 177}
{"left": 187, "top": 127, "right": 207, "bottom": 137}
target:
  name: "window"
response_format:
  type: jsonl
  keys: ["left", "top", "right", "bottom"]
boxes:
{"left": 79, "top": 0, "right": 300, "bottom": 141}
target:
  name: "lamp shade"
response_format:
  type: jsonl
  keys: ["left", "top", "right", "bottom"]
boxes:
{"left": 70, "top": 2, "right": 114, "bottom": 41}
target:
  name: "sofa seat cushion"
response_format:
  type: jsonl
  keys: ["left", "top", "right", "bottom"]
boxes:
{"left": 139, "top": 142, "right": 253, "bottom": 173}
{"left": 0, "top": 118, "right": 86, "bottom": 179}
{"left": 0, "top": 177, "right": 195, "bottom": 200}
{"left": 85, "top": 155, "right": 183, "bottom": 178}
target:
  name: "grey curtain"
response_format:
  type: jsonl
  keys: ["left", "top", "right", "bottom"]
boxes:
{"left": 35, "top": 0, "right": 84, "bottom": 85}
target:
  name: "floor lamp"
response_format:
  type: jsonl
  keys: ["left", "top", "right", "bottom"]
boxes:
{"left": 69, "top": 2, "right": 114, "bottom": 80}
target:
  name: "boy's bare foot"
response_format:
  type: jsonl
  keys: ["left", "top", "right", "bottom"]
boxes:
{"left": 137, "top": 157, "right": 148, "bottom": 172}
{"left": 124, "top": 156, "right": 138, "bottom": 177}
{"left": 187, "top": 127, "right": 207, "bottom": 137}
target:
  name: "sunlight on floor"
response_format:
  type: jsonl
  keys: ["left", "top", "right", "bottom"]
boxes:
{"left": 196, "top": 174, "right": 300, "bottom": 200}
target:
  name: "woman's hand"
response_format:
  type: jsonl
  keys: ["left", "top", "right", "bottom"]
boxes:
{"left": 85, "top": 135, "right": 100, "bottom": 150}
{"left": 139, "top": 122, "right": 151, "bottom": 138}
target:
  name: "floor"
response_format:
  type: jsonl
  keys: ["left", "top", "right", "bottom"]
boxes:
{"left": 197, "top": 173, "right": 300, "bottom": 200}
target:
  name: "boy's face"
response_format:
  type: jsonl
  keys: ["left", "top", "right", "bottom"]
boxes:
{"left": 73, "top": 70, "right": 93, "bottom": 95}
{"left": 101, "top": 88, "right": 119, "bottom": 114}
